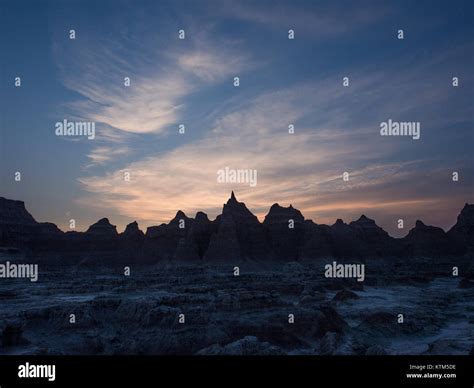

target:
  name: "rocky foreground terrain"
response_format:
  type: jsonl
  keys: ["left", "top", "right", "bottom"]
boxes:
{"left": 0, "top": 255, "right": 473, "bottom": 355}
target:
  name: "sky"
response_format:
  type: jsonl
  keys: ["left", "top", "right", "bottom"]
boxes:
{"left": 0, "top": 0, "right": 473, "bottom": 237}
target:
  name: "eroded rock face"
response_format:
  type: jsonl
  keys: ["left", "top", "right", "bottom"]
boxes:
{"left": 263, "top": 204, "right": 305, "bottom": 261}
{"left": 174, "top": 212, "right": 213, "bottom": 261}
{"left": 0, "top": 198, "right": 42, "bottom": 245}
{"left": 144, "top": 211, "right": 192, "bottom": 262}
{"left": 119, "top": 222, "right": 145, "bottom": 262}
{"left": 0, "top": 198, "right": 64, "bottom": 251}
{"left": 122, "top": 222, "right": 144, "bottom": 239}
{"left": 205, "top": 192, "right": 270, "bottom": 261}
{"left": 330, "top": 219, "right": 364, "bottom": 258}
{"left": 0, "top": 198, "right": 36, "bottom": 225}
{"left": 448, "top": 204, "right": 474, "bottom": 255}
{"left": 204, "top": 213, "right": 241, "bottom": 262}
{"left": 402, "top": 221, "right": 450, "bottom": 257}
{"left": 300, "top": 222, "right": 335, "bottom": 260}
{"left": 86, "top": 218, "right": 118, "bottom": 238}
{"left": 348, "top": 215, "right": 394, "bottom": 257}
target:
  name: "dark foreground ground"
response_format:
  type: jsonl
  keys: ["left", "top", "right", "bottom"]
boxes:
{"left": 1, "top": 252, "right": 473, "bottom": 355}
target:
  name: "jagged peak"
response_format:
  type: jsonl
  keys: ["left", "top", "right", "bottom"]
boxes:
{"left": 124, "top": 221, "right": 140, "bottom": 231}
{"left": 224, "top": 191, "right": 244, "bottom": 208}
{"left": 223, "top": 192, "right": 257, "bottom": 220}
{"left": 459, "top": 203, "right": 474, "bottom": 215}
{"left": 415, "top": 220, "right": 425, "bottom": 228}
{"left": 175, "top": 210, "right": 187, "bottom": 218}
{"left": 264, "top": 202, "right": 304, "bottom": 223}
{"left": 195, "top": 211, "right": 209, "bottom": 222}
{"left": 86, "top": 217, "right": 117, "bottom": 235}
{"left": 350, "top": 214, "right": 379, "bottom": 229}
{"left": 168, "top": 210, "right": 190, "bottom": 226}
{"left": 451, "top": 203, "right": 474, "bottom": 230}
{"left": 226, "top": 191, "right": 240, "bottom": 205}
{"left": 268, "top": 203, "right": 300, "bottom": 212}
{"left": 123, "top": 221, "right": 144, "bottom": 236}
{"left": 95, "top": 218, "right": 112, "bottom": 225}
{"left": 168, "top": 210, "right": 189, "bottom": 223}
{"left": 353, "top": 214, "right": 376, "bottom": 223}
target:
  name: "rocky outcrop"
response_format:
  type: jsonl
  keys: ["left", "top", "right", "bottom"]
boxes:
{"left": 174, "top": 212, "right": 214, "bottom": 261}
{"left": 122, "top": 221, "right": 144, "bottom": 239}
{"left": 205, "top": 192, "right": 270, "bottom": 261}
{"left": 329, "top": 219, "right": 361, "bottom": 258}
{"left": 448, "top": 204, "right": 474, "bottom": 255}
{"left": 300, "top": 221, "right": 335, "bottom": 259}
{"left": 0, "top": 197, "right": 38, "bottom": 246}
{"left": 402, "top": 220, "right": 450, "bottom": 257}
{"left": 263, "top": 204, "right": 305, "bottom": 261}
{"left": 86, "top": 218, "right": 118, "bottom": 238}
{"left": 348, "top": 215, "right": 393, "bottom": 257}
{"left": 0, "top": 197, "right": 63, "bottom": 248}
{"left": 119, "top": 222, "right": 145, "bottom": 262}
{"left": 144, "top": 211, "right": 192, "bottom": 262}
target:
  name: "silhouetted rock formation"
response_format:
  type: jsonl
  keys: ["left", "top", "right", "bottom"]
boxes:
{"left": 448, "top": 204, "right": 474, "bottom": 255}
{"left": 86, "top": 218, "right": 118, "bottom": 238}
{"left": 143, "top": 210, "right": 192, "bottom": 262}
{"left": 264, "top": 204, "right": 305, "bottom": 261}
{"left": 205, "top": 192, "right": 269, "bottom": 261}
{"left": 403, "top": 220, "right": 450, "bottom": 257}
{"left": 348, "top": 215, "right": 392, "bottom": 257}
{"left": 119, "top": 221, "right": 145, "bottom": 261}
{"left": 174, "top": 211, "right": 213, "bottom": 261}
{"left": 329, "top": 219, "right": 363, "bottom": 258}
{"left": 0, "top": 197, "right": 63, "bottom": 248}
{"left": 0, "top": 194, "right": 472, "bottom": 263}
{"left": 122, "top": 221, "right": 144, "bottom": 239}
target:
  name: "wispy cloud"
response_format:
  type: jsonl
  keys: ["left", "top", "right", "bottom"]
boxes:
{"left": 53, "top": 21, "right": 255, "bottom": 167}
{"left": 217, "top": 0, "right": 391, "bottom": 38}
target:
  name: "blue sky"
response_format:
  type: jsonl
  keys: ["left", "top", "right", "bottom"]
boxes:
{"left": 0, "top": 0, "right": 473, "bottom": 236}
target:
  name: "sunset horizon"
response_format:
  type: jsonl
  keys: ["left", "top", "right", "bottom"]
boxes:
{"left": 1, "top": 1, "right": 472, "bottom": 238}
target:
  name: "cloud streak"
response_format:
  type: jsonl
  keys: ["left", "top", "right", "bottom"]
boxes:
{"left": 54, "top": 21, "right": 255, "bottom": 167}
